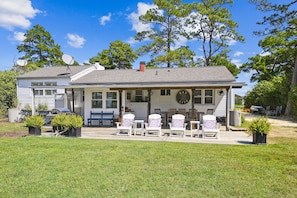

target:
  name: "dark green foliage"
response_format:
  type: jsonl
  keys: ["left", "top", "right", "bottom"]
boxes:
{"left": 242, "top": 1, "right": 297, "bottom": 116}
{"left": 288, "top": 85, "right": 297, "bottom": 118}
{"left": 17, "top": 24, "right": 64, "bottom": 70}
{"left": 184, "top": 0, "right": 244, "bottom": 66}
{"left": 211, "top": 53, "right": 240, "bottom": 76}
{"left": 90, "top": 40, "right": 138, "bottom": 69}
{"left": 244, "top": 77, "right": 288, "bottom": 109}
{"left": 0, "top": 70, "right": 18, "bottom": 117}
{"left": 135, "top": 0, "right": 195, "bottom": 68}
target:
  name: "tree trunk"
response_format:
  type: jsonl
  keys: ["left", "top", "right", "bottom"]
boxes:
{"left": 285, "top": 51, "right": 297, "bottom": 116}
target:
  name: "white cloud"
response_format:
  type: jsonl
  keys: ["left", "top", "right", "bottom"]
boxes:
{"left": 260, "top": 51, "right": 271, "bottom": 56}
{"left": 127, "top": 2, "right": 157, "bottom": 32}
{"left": 0, "top": 0, "right": 40, "bottom": 30}
{"left": 231, "top": 59, "right": 242, "bottom": 67}
{"left": 100, "top": 13, "right": 112, "bottom": 26}
{"left": 234, "top": 51, "right": 244, "bottom": 57}
{"left": 127, "top": 2, "right": 188, "bottom": 48}
{"left": 67, "top": 33, "right": 86, "bottom": 48}
{"left": 13, "top": 31, "right": 26, "bottom": 41}
{"left": 126, "top": 36, "right": 138, "bottom": 45}
{"left": 173, "top": 35, "right": 188, "bottom": 49}
{"left": 228, "top": 39, "right": 237, "bottom": 46}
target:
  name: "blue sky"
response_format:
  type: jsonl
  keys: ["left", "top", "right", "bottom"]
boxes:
{"left": 0, "top": 0, "right": 275, "bottom": 96}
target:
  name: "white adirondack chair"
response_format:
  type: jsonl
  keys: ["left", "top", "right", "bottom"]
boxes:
{"left": 168, "top": 114, "right": 187, "bottom": 137}
{"left": 144, "top": 114, "right": 162, "bottom": 137}
{"left": 115, "top": 113, "right": 135, "bottom": 136}
{"left": 202, "top": 115, "right": 220, "bottom": 139}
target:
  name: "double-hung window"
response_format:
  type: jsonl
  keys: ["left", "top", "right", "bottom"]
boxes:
{"left": 92, "top": 92, "right": 102, "bottom": 108}
{"left": 193, "top": 89, "right": 213, "bottom": 104}
{"left": 106, "top": 92, "right": 117, "bottom": 108}
{"left": 45, "top": 90, "right": 57, "bottom": 95}
{"left": 205, "top": 89, "right": 213, "bottom": 104}
{"left": 135, "top": 90, "right": 143, "bottom": 102}
{"left": 193, "top": 90, "right": 202, "bottom": 104}
{"left": 160, "top": 89, "right": 170, "bottom": 96}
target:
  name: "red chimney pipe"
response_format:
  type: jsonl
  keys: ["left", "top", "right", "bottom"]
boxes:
{"left": 140, "top": 61, "right": 145, "bottom": 72}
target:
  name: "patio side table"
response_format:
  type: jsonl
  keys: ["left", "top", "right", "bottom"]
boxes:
{"left": 190, "top": 121, "right": 200, "bottom": 137}
{"left": 133, "top": 120, "right": 144, "bottom": 135}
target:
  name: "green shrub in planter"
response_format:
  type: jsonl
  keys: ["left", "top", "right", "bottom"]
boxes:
{"left": 24, "top": 115, "right": 45, "bottom": 135}
{"left": 51, "top": 114, "right": 68, "bottom": 133}
{"left": 51, "top": 114, "right": 83, "bottom": 137}
{"left": 66, "top": 115, "right": 83, "bottom": 128}
{"left": 65, "top": 115, "right": 83, "bottom": 137}
{"left": 248, "top": 117, "right": 271, "bottom": 144}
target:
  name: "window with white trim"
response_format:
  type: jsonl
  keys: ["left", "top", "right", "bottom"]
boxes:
{"left": 44, "top": 82, "right": 57, "bottom": 86}
{"left": 92, "top": 92, "right": 102, "bottom": 108}
{"left": 193, "top": 89, "right": 214, "bottom": 104}
{"left": 135, "top": 90, "right": 143, "bottom": 102}
{"left": 31, "top": 82, "right": 43, "bottom": 86}
{"left": 106, "top": 92, "right": 117, "bottom": 108}
{"left": 193, "top": 90, "right": 202, "bottom": 104}
{"left": 160, "top": 89, "right": 171, "bottom": 96}
{"left": 45, "top": 90, "right": 57, "bottom": 95}
{"left": 34, "top": 89, "right": 43, "bottom": 96}
{"left": 31, "top": 82, "right": 57, "bottom": 96}
{"left": 205, "top": 89, "right": 213, "bottom": 104}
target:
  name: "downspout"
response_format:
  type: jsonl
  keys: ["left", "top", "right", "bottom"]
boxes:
{"left": 225, "top": 86, "right": 231, "bottom": 131}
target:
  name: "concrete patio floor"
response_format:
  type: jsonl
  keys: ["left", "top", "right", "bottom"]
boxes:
{"left": 74, "top": 126, "right": 252, "bottom": 145}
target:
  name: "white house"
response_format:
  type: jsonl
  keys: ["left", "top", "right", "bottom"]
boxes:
{"left": 16, "top": 62, "right": 245, "bottom": 129}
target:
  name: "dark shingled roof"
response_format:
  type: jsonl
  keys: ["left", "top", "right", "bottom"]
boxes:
{"left": 70, "top": 66, "right": 243, "bottom": 88}
{"left": 16, "top": 66, "right": 92, "bottom": 79}
{"left": 16, "top": 65, "right": 245, "bottom": 88}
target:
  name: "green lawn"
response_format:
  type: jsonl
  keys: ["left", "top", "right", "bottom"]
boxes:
{"left": 0, "top": 122, "right": 26, "bottom": 133}
{"left": 1, "top": 134, "right": 296, "bottom": 197}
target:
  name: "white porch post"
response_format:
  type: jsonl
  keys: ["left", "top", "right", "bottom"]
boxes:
{"left": 72, "top": 89, "right": 75, "bottom": 113}
{"left": 31, "top": 88, "right": 35, "bottom": 115}
{"left": 119, "top": 89, "right": 123, "bottom": 122}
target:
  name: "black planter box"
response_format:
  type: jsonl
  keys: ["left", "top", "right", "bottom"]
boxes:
{"left": 253, "top": 133, "right": 267, "bottom": 144}
{"left": 68, "top": 128, "right": 81, "bottom": 137}
{"left": 28, "top": 127, "right": 41, "bottom": 136}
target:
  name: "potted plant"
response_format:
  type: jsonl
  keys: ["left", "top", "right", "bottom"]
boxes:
{"left": 248, "top": 117, "right": 271, "bottom": 144}
{"left": 24, "top": 115, "right": 45, "bottom": 135}
{"left": 51, "top": 114, "right": 68, "bottom": 136}
{"left": 65, "top": 115, "right": 84, "bottom": 137}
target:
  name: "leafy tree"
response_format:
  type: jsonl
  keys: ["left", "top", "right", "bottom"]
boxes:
{"left": 247, "top": 0, "right": 297, "bottom": 115}
{"left": 146, "top": 46, "right": 196, "bottom": 68}
{"left": 17, "top": 24, "right": 64, "bottom": 69}
{"left": 244, "top": 77, "right": 288, "bottom": 110}
{"left": 210, "top": 53, "right": 239, "bottom": 76}
{"left": 90, "top": 40, "right": 138, "bottom": 69}
{"left": 135, "top": 0, "right": 194, "bottom": 68}
{"left": 240, "top": 32, "right": 295, "bottom": 82}
{"left": 184, "top": 0, "right": 244, "bottom": 66}
{"left": 0, "top": 70, "right": 18, "bottom": 117}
